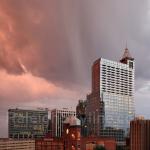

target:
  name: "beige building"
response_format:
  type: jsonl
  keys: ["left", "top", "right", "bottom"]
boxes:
{"left": 51, "top": 108, "right": 76, "bottom": 137}
{"left": 0, "top": 139, "right": 35, "bottom": 150}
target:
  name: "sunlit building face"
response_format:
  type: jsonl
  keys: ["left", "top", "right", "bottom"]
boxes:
{"left": 87, "top": 49, "right": 135, "bottom": 142}
{"left": 100, "top": 58, "right": 135, "bottom": 137}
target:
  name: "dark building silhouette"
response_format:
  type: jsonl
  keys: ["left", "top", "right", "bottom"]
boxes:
{"left": 76, "top": 100, "right": 87, "bottom": 136}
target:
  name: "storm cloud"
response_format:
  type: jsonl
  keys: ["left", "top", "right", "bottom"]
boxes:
{"left": 0, "top": 0, "right": 150, "bottom": 136}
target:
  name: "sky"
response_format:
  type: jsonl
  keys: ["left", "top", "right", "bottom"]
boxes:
{"left": 0, "top": 0, "right": 150, "bottom": 137}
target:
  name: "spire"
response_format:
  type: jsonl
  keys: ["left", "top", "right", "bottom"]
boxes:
{"left": 122, "top": 48, "right": 132, "bottom": 59}
{"left": 120, "top": 47, "right": 134, "bottom": 64}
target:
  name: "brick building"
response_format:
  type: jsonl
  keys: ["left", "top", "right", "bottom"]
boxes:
{"left": 35, "top": 138, "right": 64, "bottom": 150}
{"left": 81, "top": 137, "right": 116, "bottom": 150}
{"left": 63, "top": 115, "right": 81, "bottom": 150}
{"left": 35, "top": 116, "right": 116, "bottom": 150}
{"left": 130, "top": 117, "right": 150, "bottom": 150}
{"left": 0, "top": 139, "right": 35, "bottom": 150}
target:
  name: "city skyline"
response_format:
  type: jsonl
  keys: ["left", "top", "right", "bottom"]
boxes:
{"left": 0, "top": 0, "right": 150, "bottom": 138}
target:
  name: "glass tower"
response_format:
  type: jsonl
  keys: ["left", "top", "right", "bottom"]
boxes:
{"left": 86, "top": 48, "right": 135, "bottom": 143}
{"left": 8, "top": 108, "right": 48, "bottom": 139}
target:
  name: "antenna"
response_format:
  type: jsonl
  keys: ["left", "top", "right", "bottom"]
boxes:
{"left": 126, "top": 40, "right": 128, "bottom": 49}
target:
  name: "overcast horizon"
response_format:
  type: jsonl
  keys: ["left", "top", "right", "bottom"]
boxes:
{"left": 0, "top": 0, "right": 150, "bottom": 137}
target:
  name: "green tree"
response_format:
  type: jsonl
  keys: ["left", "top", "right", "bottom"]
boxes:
{"left": 94, "top": 145, "right": 106, "bottom": 150}
{"left": 116, "top": 146, "right": 124, "bottom": 150}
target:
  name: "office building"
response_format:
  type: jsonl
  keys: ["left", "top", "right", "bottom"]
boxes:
{"left": 8, "top": 108, "right": 48, "bottom": 139}
{"left": 86, "top": 48, "right": 135, "bottom": 143}
{"left": 0, "top": 139, "right": 35, "bottom": 150}
{"left": 51, "top": 108, "right": 76, "bottom": 137}
{"left": 130, "top": 117, "right": 150, "bottom": 150}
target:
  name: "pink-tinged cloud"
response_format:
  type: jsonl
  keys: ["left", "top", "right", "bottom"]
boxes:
{"left": 0, "top": 69, "right": 87, "bottom": 137}
{"left": 0, "top": 70, "right": 83, "bottom": 108}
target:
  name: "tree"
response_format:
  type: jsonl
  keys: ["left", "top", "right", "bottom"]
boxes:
{"left": 116, "top": 146, "right": 124, "bottom": 150}
{"left": 94, "top": 145, "right": 106, "bottom": 150}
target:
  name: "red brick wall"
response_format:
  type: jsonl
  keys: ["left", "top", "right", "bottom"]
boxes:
{"left": 35, "top": 138, "right": 64, "bottom": 150}
{"left": 81, "top": 137, "right": 116, "bottom": 150}
{"left": 92, "top": 59, "right": 100, "bottom": 94}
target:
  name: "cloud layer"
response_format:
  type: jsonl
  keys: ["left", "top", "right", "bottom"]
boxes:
{"left": 0, "top": 70, "right": 86, "bottom": 137}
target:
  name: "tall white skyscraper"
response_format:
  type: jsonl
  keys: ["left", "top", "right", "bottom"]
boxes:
{"left": 86, "top": 48, "right": 135, "bottom": 143}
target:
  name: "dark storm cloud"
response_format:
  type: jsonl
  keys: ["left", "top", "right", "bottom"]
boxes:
{"left": 0, "top": 0, "right": 149, "bottom": 86}
{"left": 0, "top": 0, "right": 88, "bottom": 87}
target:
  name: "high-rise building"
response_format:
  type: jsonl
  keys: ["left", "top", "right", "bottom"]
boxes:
{"left": 130, "top": 117, "right": 150, "bottom": 150}
{"left": 51, "top": 108, "right": 76, "bottom": 137}
{"left": 8, "top": 108, "right": 48, "bottom": 139}
{"left": 86, "top": 48, "right": 135, "bottom": 143}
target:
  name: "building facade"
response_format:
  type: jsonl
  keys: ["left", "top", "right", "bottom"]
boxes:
{"left": 63, "top": 116, "right": 81, "bottom": 150}
{"left": 0, "top": 139, "right": 35, "bottom": 150}
{"left": 8, "top": 108, "right": 48, "bottom": 139}
{"left": 36, "top": 116, "right": 116, "bottom": 150}
{"left": 130, "top": 118, "right": 150, "bottom": 150}
{"left": 51, "top": 108, "right": 76, "bottom": 137}
{"left": 35, "top": 138, "right": 64, "bottom": 150}
{"left": 86, "top": 48, "right": 135, "bottom": 143}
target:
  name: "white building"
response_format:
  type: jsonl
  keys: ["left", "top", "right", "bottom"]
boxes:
{"left": 87, "top": 48, "right": 135, "bottom": 142}
{"left": 51, "top": 108, "right": 76, "bottom": 137}
{"left": 100, "top": 54, "right": 135, "bottom": 132}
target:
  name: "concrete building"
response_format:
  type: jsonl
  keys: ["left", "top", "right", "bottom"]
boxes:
{"left": 0, "top": 139, "right": 35, "bottom": 150}
{"left": 130, "top": 117, "right": 150, "bottom": 150}
{"left": 8, "top": 108, "right": 48, "bottom": 139}
{"left": 51, "top": 108, "right": 76, "bottom": 137}
{"left": 86, "top": 48, "right": 135, "bottom": 143}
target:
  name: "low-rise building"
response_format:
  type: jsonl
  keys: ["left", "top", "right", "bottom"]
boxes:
{"left": 36, "top": 116, "right": 116, "bottom": 150}
{"left": 0, "top": 139, "right": 35, "bottom": 150}
{"left": 35, "top": 138, "right": 63, "bottom": 150}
